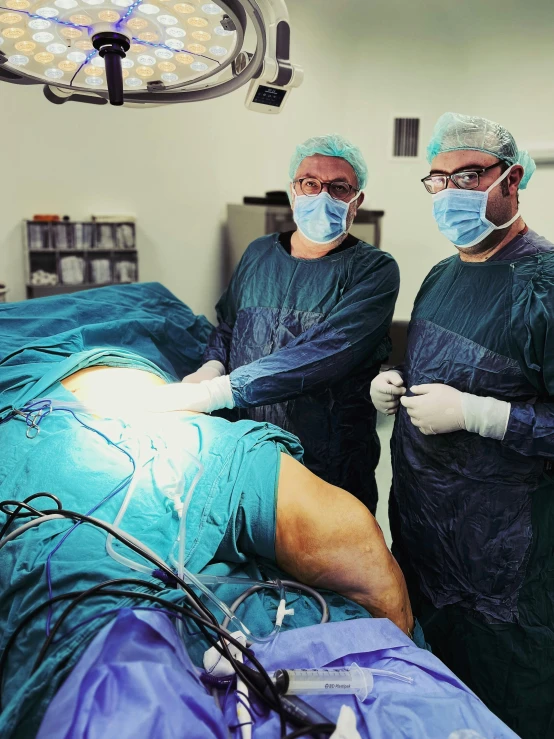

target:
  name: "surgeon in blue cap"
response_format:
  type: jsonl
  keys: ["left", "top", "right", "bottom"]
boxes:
{"left": 152, "top": 134, "right": 400, "bottom": 512}
{"left": 371, "top": 112, "right": 554, "bottom": 738}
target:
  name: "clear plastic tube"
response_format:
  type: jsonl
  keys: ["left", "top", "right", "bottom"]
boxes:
{"left": 197, "top": 575, "right": 284, "bottom": 588}
{"left": 175, "top": 447, "right": 204, "bottom": 582}
{"left": 28, "top": 398, "right": 162, "bottom": 575}
{"left": 173, "top": 448, "right": 285, "bottom": 642}
{"left": 105, "top": 435, "right": 156, "bottom": 575}
{"left": 38, "top": 398, "right": 286, "bottom": 642}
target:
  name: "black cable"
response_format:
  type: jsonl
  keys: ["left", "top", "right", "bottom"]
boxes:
{"left": 1, "top": 581, "right": 277, "bottom": 724}
{"left": 0, "top": 501, "right": 291, "bottom": 734}
{"left": 0, "top": 579, "right": 163, "bottom": 711}
{"left": 32, "top": 578, "right": 165, "bottom": 673}
{"left": 285, "top": 724, "right": 336, "bottom": 739}
{"left": 35, "top": 506, "right": 287, "bottom": 725}
{"left": 1, "top": 501, "right": 215, "bottom": 624}
{"left": 30, "top": 585, "right": 332, "bottom": 739}
{"left": 0, "top": 500, "right": 213, "bottom": 625}
{"left": 0, "top": 494, "right": 61, "bottom": 539}
{"left": 0, "top": 498, "right": 50, "bottom": 517}
{"left": 1, "top": 503, "right": 287, "bottom": 734}
{"left": 32, "top": 585, "right": 288, "bottom": 736}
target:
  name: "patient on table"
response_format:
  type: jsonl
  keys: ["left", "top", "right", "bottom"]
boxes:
{"left": 0, "top": 283, "right": 412, "bottom": 730}
{"left": 61, "top": 363, "right": 413, "bottom": 636}
{"left": 0, "top": 284, "right": 519, "bottom": 739}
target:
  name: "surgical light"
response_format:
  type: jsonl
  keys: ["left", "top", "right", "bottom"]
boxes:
{"left": 0, "top": 0, "right": 302, "bottom": 110}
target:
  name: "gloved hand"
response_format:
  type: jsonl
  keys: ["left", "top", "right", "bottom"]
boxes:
{"left": 142, "top": 375, "right": 235, "bottom": 414}
{"left": 330, "top": 705, "right": 361, "bottom": 739}
{"left": 182, "top": 360, "right": 225, "bottom": 384}
{"left": 401, "top": 383, "right": 511, "bottom": 439}
{"left": 400, "top": 384, "right": 465, "bottom": 435}
{"left": 461, "top": 392, "right": 511, "bottom": 440}
{"left": 370, "top": 370, "right": 406, "bottom": 415}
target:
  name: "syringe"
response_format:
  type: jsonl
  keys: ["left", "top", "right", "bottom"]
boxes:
{"left": 271, "top": 663, "right": 413, "bottom": 702}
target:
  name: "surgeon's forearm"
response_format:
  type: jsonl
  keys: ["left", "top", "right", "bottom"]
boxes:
{"left": 502, "top": 400, "right": 554, "bottom": 457}
{"left": 275, "top": 454, "right": 413, "bottom": 635}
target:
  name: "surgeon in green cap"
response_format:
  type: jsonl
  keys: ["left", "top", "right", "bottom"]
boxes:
{"left": 182, "top": 133, "right": 400, "bottom": 513}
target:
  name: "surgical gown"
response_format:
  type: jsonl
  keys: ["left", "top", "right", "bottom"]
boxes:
{"left": 390, "top": 228, "right": 554, "bottom": 738}
{"left": 203, "top": 232, "right": 399, "bottom": 512}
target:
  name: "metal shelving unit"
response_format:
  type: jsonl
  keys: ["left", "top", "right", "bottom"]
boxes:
{"left": 23, "top": 220, "right": 138, "bottom": 299}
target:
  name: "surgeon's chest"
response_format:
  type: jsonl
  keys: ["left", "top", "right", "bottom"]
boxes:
{"left": 231, "top": 256, "right": 349, "bottom": 361}
{"left": 412, "top": 261, "right": 513, "bottom": 356}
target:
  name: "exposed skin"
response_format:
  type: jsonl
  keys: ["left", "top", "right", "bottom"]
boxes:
{"left": 290, "top": 154, "right": 365, "bottom": 259}
{"left": 429, "top": 151, "right": 525, "bottom": 262}
{"left": 62, "top": 366, "right": 414, "bottom": 636}
{"left": 276, "top": 452, "right": 413, "bottom": 635}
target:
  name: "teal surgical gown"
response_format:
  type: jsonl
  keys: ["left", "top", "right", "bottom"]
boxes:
{"left": 204, "top": 232, "right": 400, "bottom": 512}
{"left": 390, "top": 228, "right": 554, "bottom": 738}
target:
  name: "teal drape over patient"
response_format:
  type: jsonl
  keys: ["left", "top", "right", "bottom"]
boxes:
{"left": 0, "top": 282, "right": 213, "bottom": 419}
{"left": 0, "top": 283, "right": 369, "bottom": 738}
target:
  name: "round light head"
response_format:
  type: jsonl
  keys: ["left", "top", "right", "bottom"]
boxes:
{"left": 0, "top": 0, "right": 236, "bottom": 99}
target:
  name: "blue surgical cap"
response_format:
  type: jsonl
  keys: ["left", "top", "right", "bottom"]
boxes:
{"left": 427, "top": 112, "right": 536, "bottom": 189}
{"left": 289, "top": 134, "right": 368, "bottom": 189}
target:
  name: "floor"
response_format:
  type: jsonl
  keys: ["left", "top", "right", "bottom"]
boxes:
{"left": 374, "top": 413, "right": 394, "bottom": 548}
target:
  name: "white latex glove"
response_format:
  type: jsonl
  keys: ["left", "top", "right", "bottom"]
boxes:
{"left": 330, "top": 705, "right": 361, "bottom": 739}
{"left": 142, "top": 375, "right": 235, "bottom": 414}
{"left": 461, "top": 392, "right": 511, "bottom": 440}
{"left": 370, "top": 370, "right": 406, "bottom": 415}
{"left": 401, "top": 384, "right": 511, "bottom": 439}
{"left": 400, "top": 384, "right": 465, "bottom": 435}
{"left": 182, "top": 360, "right": 225, "bottom": 384}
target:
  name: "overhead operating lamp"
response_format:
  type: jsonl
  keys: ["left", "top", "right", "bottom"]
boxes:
{"left": 0, "top": 0, "right": 302, "bottom": 108}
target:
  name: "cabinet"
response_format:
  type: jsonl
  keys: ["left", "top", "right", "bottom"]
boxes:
{"left": 225, "top": 204, "right": 384, "bottom": 285}
{"left": 24, "top": 220, "right": 138, "bottom": 299}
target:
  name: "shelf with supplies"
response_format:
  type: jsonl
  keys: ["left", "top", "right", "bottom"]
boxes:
{"left": 23, "top": 220, "right": 139, "bottom": 299}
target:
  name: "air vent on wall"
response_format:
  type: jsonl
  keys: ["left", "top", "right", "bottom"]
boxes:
{"left": 393, "top": 117, "right": 420, "bottom": 157}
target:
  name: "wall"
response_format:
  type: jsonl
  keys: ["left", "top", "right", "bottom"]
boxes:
{"left": 0, "top": 0, "right": 553, "bottom": 321}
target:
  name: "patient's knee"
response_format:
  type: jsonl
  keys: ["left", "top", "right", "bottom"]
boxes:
{"left": 275, "top": 453, "right": 383, "bottom": 573}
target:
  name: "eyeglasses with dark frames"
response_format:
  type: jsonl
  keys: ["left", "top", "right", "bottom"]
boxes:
{"left": 421, "top": 162, "right": 504, "bottom": 194}
{"left": 293, "top": 177, "right": 359, "bottom": 201}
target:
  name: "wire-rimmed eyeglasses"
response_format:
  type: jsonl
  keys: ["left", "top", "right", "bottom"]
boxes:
{"left": 292, "top": 177, "right": 359, "bottom": 202}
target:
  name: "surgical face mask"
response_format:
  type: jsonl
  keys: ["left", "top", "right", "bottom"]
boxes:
{"left": 292, "top": 190, "right": 359, "bottom": 245}
{"left": 432, "top": 165, "right": 519, "bottom": 249}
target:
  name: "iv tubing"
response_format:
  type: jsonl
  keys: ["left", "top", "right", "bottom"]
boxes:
{"left": 21, "top": 399, "right": 291, "bottom": 643}
{"left": 173, "top": 449, "right": 287, "bottom": 642}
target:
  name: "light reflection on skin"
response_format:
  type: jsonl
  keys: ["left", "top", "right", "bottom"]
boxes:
{"left": 61, "top": 366, "right": 191, "bottom": 420}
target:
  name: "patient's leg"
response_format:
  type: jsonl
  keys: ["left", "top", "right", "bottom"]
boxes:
{"left": 275, "top": 453, "right": 413, "bottom": 636}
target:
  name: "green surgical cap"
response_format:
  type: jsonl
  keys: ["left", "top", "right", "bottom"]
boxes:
{"left": 289, "top": 134, "right": 368, "bottom": 189}
{"left": 427, "top": 112, "right": 536, "bottom": 189}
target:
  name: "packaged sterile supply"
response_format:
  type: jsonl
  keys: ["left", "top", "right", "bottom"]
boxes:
{"left": 28, "top": 223, "right": 48, "bottom": 250}
{"left": 116, "top": 224, "right": 135, "bottom": 249}
{"left": 53, "top": 223, "right": 70, "bottom": 250}
{"left": 114, "top": 261, "right": 137, "bottom": 283}
{"left": 74, "top": 223, "right": 93, "bottom": 250}
{"left": 31, "top": 270, "right": 58, "bottom": 286}
{"left": 96, "top": 224, "right": 115, "bottom": 249}
{"left": 60, "top": 256, "right": 85, "bottom": 285}
{"left": 91, "top": 259, "right": 111, "bottom": 284}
